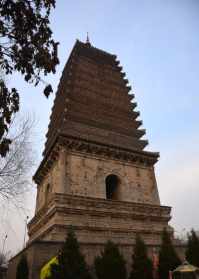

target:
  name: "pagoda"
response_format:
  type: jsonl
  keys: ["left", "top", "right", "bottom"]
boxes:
{"left": 7, "top": 40, "right": 171, "bottom": 279}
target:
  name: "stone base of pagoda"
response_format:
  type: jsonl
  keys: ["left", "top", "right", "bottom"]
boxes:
{"left": 7, "top": 239, "right": 186, "bottom": 279}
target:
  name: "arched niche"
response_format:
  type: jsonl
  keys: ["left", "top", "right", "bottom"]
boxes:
{"left": 105, "top": 174, "right": 120, "bottom": 200}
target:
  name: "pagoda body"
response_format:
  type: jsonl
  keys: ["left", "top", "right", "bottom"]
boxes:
{"left": 7, "top": 40, "right": 171, "bottom": 279}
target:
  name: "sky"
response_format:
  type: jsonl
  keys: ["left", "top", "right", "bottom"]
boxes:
{"left": 1, "top": 0, "right": 199, "bottom": 255}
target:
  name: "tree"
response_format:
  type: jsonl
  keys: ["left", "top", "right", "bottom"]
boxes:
{"left": 158, "top": 228, "right": 181, "bottom": 279}
{"left": 94, "top": 241, "right": 127, "bottom": 279}
{"left": 0, "top": 0, "right": 59, "bottom": 157}
{"left": 48, "top": 228, "right": 92, "bottom": 279}
{"left": 129, "top": 235, "right": 153, "bottom": 279}
{"left": 0, "top": 114, "right": 35, "bottom": 203}
{"left": 16, "top": 255, "right": 29, "bottom": 279}
{"left": 186, "top": 229, "right": 199, "bottom": 267}
{"left": 0, "top": 252, "right": 7, "bottom": 267}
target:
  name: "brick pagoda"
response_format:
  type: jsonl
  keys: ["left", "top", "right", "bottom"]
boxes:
{"left": 7, "top": 40, "right": 172, "bottom": 279}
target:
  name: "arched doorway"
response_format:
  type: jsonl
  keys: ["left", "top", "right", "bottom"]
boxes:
{"left": 105, "top": 174, "right": 119, "bottom": 200}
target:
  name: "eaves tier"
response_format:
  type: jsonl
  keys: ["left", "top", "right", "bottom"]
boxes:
{"left": 35, "top": 40, "right": 159, "bottom": 182}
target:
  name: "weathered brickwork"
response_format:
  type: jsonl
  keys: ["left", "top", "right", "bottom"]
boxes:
{"left": 66, "top": 151, "right": 160, "bottom": 204}
{"left": 36, "top": 149, "right": 160, "bottom": 211}
{"left": 29, "top": 191, "right": 171, "bottom": 243}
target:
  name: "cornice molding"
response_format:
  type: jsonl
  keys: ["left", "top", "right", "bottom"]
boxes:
{"left": 34, "top": 135, "right": 159, "bottom": 184}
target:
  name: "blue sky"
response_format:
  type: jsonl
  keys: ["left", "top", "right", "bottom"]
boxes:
{"left": 1, "top": 0, "right": 199, "bottom": 254}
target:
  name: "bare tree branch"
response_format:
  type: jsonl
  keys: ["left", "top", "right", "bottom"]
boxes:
{"left": 0, "top": 113, "right": 36, "bottom": 204}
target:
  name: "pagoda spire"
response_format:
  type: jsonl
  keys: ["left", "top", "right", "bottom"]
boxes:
{"left": 86, "top": 32, "right": 91, "bottom": 46}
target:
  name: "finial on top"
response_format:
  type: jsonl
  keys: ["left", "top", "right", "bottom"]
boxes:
{"left": 86, "top": 32, "right": 91, "bottom": 46}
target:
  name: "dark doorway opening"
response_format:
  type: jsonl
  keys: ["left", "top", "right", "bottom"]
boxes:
{"left": 105, "top": 174, "right": 119, "bottom": 200}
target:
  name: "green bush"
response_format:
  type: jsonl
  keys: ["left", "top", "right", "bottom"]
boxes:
{"left": 16, "top": 255, "right": 29, "bottom": 279}
{"left": 186, "top": 229, "right": 199, "bottom": 267}
{"left": 158, "top": 228, "right": 181, "bottom": 279}
{"left": 48, "top": 228, "right": 92, "bottom": 279}
{"left": 95, "top": 241, "right": 127, "bottom": 279}
{"left": 129, "top": 235, "right": 153, "bottom": 279}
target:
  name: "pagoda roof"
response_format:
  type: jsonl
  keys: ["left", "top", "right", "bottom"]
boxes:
{"left": 43, "top": 40, "right": 151, "bottom": 155}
